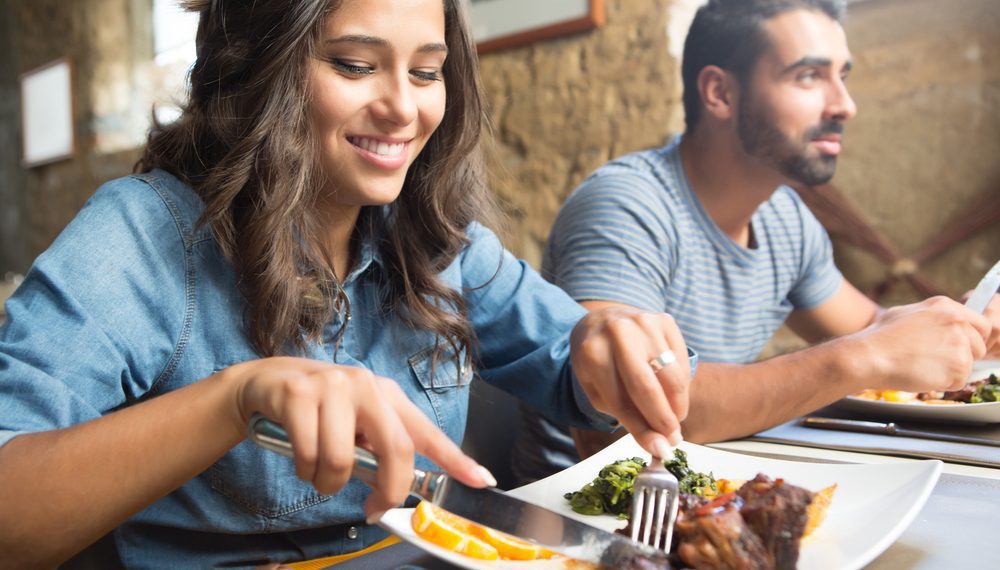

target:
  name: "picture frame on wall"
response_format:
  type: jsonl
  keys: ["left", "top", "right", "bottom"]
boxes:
{"left": 468, "top": 0, "right": 605, "bottom": 54}
{"left": 20, "top": 58, "right": 75, "bottom": 168}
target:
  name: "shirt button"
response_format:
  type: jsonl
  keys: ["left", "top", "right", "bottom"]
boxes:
{"left": 346, "top": 526, "right": 359, "bottom": 540}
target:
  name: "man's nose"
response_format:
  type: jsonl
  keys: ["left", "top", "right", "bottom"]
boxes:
{"left": 827, "top": 77, "right": 857, "bottom": 122}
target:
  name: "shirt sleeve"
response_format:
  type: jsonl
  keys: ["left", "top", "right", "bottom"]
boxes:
{"left": 457, "top": 223, "right": 618, "bottom": 431}
{"left": 542, "top": 170, "right": 678, "bottom": 313}
{"left": 786, "top": 192, "right": 844, "bottom": 310}
{"left": 0, "top": 177, "right": 186, "bottom": 448}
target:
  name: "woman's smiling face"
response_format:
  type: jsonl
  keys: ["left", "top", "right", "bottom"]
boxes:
{"left": 308, "top": 0, "right": 447, "bottom": 211}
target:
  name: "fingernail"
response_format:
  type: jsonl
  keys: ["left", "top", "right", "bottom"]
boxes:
{"left": 477, "top": 465, "right": 498, "bottom": 487}
{"left": 365, "top": 510, "right": 386, "bottom": 525}
{"left": 667, "top": 429, "right": 684, "bottom": 447}
{"left": 652, "top": 437, "right": 672, "bottom": 459}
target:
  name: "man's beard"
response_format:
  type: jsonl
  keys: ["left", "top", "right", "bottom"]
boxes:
{"left": 737, "top": 93, "right": 843, "bottom": 187}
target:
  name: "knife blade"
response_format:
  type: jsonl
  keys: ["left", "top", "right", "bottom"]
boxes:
{"left": 965, "top": 259, "right": 1000, "bottom": 314}
{"left": 801, "top": 416, "right": 1000, "bottom": 447}
{"left": 247, "top": 414, "right": 666, "bottom": 567}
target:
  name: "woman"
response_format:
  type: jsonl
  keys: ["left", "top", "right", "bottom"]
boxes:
{"left": 0, "top": 0, "right": 691, "bottom": 567}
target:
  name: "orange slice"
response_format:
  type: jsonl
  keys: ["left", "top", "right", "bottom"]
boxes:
{"left": 411, "top": 501, "right": 562, "bottom": 561}
{"left": 469, "top": 524, "right": 555, "bottom": 560}
{"left": 411, "top": 501, "right": 499, "bottom": 560}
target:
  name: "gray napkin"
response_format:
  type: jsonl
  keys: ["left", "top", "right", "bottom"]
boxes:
{"left": 750, "top": 407, "right": 1000, "bottom": 468}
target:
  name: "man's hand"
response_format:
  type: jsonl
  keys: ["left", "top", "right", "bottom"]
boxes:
{"left": 569, "top": 307, "right": 691, "bottom": 458}
{"left": 851, "top": 296, "right": 990, "bottom": 393}
{"left": 979, "top": 293, "right": 999, "bottom": 357}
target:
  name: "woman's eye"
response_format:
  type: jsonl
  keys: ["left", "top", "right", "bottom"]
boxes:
{"left": 330, "top": 59, "right": 374, "bottom": 76}
{"left": 411, "top": 69, "right": 443, "bottom": 82}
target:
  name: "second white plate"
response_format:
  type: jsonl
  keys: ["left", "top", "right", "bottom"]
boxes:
{"left": 836, "top": 360, "right": 1000, "bottom": 424}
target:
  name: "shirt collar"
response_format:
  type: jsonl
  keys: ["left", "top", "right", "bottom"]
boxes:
{"left": 343, "top": 207, "right": 387, "bottom": 285}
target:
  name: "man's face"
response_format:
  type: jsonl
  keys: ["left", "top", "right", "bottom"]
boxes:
{"left": 736, "top": 9, "right": 857, "bottom": 187}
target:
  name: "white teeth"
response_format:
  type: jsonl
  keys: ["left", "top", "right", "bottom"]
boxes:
{"left": 351, "top": 136, "right": 405, "bottom": 157}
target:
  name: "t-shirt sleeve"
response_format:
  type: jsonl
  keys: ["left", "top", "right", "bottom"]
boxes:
{"left": 542, "top": 170, "right": 677, "bottom": 313}
{"left": 0, "top": 177, "right": 186, "bottom": 448}
{"left": 786, "top": 194, "right": 844, "bottom": 310}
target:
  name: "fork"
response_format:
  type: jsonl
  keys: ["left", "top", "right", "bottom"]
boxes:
{"left": 629, "top": 455, "right": 680, "bottom": 552}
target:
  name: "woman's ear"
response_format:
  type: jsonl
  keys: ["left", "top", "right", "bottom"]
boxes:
{"left": 697, "top": 65, "right": 737, "bottom": 121}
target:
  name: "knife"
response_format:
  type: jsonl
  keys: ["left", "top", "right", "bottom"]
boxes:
{"left": 247, "top": 414, "right": 666, "bottom": 567}
{"left": 965, "top": 259, "right": 1000, "bottom": 314}
{"left": 801, "top": 416, "right": 1000, "bottom": 447}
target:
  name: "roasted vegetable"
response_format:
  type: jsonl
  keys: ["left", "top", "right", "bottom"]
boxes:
{"left": 564, "top": 450, "right": 720, "bottom": 518}
{"left": 663, "top": 448, "right": 718, "bottom": 497}
{"left": 971, "top": 374, "right": 1000, "bottom": 403}
{"left": 563, "top": 457, "right": 646, "bottom": 518}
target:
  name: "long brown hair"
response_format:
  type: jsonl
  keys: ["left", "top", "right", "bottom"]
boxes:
{"left": 137, "top": 0, "right": 500, "bottom": 365}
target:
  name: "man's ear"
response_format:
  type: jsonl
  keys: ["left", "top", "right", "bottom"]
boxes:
{"left": 697, "top": 65, "right": 737, "bottom": 121}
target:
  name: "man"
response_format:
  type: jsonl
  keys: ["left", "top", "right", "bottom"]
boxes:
{"left": 511, "top": 0, "right": 998, "bottom": 485}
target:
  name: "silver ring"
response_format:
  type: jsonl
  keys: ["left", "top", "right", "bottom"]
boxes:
{"left": 648, "top": 349, "right": 676, "bottom": 372}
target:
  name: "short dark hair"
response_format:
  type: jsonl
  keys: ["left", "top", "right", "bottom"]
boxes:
{"left": 681, "top": 0, "right": 846, "bottom": 131}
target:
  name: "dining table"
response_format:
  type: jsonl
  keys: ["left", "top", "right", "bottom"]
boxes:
{"left": 306, "top": 405, "right": 1000, "bottom": 570}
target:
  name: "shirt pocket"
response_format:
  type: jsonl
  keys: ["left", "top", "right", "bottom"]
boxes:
{"left": 407, "top": 346, "right": 472, "bottom": 441}
{"left": 207, "top": 441, "right": 330, "bottom": 521}
{"left": 204, "top": 360, "right": 330, "bottom": 522}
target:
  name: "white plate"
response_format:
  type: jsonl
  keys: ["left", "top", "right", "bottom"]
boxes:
{"left": 836, "top": 360, "right": 1000, "bottom": 424}
{"left": 379, "top": 436, "right": 941, "bottom": 570}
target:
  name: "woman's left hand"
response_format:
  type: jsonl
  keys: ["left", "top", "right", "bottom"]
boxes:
{"left": 570, "top": 306, "right": 691, "bottom": 458}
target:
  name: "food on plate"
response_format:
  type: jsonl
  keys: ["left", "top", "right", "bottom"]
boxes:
{"left": 671, "top": 474, "right": 812, "bottom": 570}
{"left": 803, "top": 483, "right": 836, "bottom": 538}
{"left": 565, "top": 451, "right": 836, "bottom": 569}
{"left": 564, "top": 450, "right": 720, "bottom": 518}
{"left": 410, "top": 500, "right": 558, "bottom": 561}
{"left": 563, "top": 456, "right": 645, "bottom": 518}
{"left": 855, "top": 373, "right": 1000, "bottom": 405}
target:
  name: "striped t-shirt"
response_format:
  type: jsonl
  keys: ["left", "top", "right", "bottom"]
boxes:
{"left": 543, "top": 136, "right": 842, "bottom": 363}
{"left": 510, "top": 137, "right": 843, "bottom": 486}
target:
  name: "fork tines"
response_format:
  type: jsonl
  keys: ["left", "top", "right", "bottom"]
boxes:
{"left": 629, "top": 457, "right": 679, "bottom": 552}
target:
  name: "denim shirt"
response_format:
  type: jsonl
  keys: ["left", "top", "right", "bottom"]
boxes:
{"left": 0, "top": 170, "right": 613, "bottom": 567}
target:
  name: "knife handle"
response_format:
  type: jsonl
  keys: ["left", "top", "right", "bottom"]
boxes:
{"left": 801, "top": 416, "right": 899, "bottom": 435}
{"left": 247, "top": 414, "right": 445, "bottom": 500}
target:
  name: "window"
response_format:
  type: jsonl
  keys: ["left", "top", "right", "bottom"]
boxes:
{"left": 150, "top": 0, "right": 198, "bottom": 124}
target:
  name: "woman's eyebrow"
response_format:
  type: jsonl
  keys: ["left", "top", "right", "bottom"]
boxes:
{"left": 325, "top": 35, "right": 448, "bottom": 54}
{"left": 418, "top": 42, "right": 448, "bottom": 54}
{"left": 326, "top": 34, "right": 388, "bottom": 47}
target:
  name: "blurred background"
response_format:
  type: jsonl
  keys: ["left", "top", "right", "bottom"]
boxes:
{"left": 0, "top": 0, "right": 998, "bottom": 316}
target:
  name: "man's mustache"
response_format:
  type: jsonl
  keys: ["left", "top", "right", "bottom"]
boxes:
{"left": 806, "top": 121, "right": 845, "bottom": 139}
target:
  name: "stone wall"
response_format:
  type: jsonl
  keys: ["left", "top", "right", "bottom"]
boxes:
{"left": 0, "top": 0, "right": 29, "bottom": 274}
{"left": 834, "top": 0, "right": 1000, "bottom": 304}
{"left": 479, "top": 0, "right": 698, "bottom": 267}
{"left": 0, "top": 0, "right": 148, "bottom": 276}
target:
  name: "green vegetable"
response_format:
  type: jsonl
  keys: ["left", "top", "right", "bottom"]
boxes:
{"left": 663, "top": 448, "right": 718, "bottom": 497}
{"left": 563, "top": 457, "right": 646, "bottom": 518}
{"left": 564, "top": 449, "right": 719, "bottom": 518}
{"left": 971, "top": 374, "right": 1000, "bottom": 403}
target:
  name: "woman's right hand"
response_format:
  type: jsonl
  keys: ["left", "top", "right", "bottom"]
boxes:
{"left": 222, "top": 357, "right": 495, "bottom": 521}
